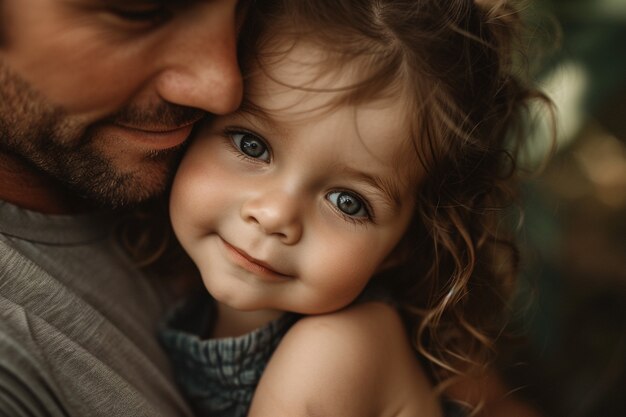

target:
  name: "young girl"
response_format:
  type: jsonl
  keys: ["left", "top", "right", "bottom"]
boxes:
{"left": 158, "top": 1, "right": 549, "bottom": 416}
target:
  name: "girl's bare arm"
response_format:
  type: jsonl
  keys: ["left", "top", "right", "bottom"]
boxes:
{"left": 248, "top": 302, "right": 442, "bottom": 417}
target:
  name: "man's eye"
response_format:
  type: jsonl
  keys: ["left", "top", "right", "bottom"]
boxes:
{"left": 327, "top": 191, "right": 370, "bottom": 219}
{"left": 231, "top": 132, "right": 271, "bottom": 162}
{"left": 108, "top": 4, "right": 171, "bottom": 24}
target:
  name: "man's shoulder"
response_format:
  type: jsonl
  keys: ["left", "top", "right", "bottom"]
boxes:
{"left": 0, "top": 240, "right": 68, "bottom": 416}
{"left": 0, "top": 236, "right": 193, "bottom": 417}
{"left": 0, "top": 317, "right": 66, "bottom": 417}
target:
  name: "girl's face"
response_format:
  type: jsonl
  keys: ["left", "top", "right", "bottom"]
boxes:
{"left": 170, "top": 40, "right": 420, "bottom": 316}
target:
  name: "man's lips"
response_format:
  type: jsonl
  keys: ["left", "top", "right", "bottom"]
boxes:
{"left": 220, "top": 238, "right": 292, "bottom": 281}
{"left": 110, "top": 119, "right": 201, "bottom": 151}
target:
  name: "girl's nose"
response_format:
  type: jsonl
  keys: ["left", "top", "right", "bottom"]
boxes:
{"left": 240, "top": 191, "right": 303, "bottom": 245}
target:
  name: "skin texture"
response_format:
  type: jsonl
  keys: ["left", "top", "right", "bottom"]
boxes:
{"left": 170, "top": 40, "right": 419, "bottom": 330}
{"left": 0, "top": 0, "right": 245, "bottom": 212}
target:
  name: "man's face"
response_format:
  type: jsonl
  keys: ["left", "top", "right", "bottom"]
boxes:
{"left": 0, "top": 0, "right": 244, "bottom": 207}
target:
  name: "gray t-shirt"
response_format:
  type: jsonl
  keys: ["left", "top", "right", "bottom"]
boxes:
{"left": 0, "top": 201, "right": 193, "bottom": 417}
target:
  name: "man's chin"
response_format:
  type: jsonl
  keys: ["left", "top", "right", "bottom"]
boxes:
{"left": 74, "top": 161, "right": 175, "bottom": 209}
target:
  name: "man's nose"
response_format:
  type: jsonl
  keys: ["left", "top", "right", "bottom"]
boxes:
{"left": 240, "top": 190, "right": 304, "bottom": 245}
{"left": 153, "top": 0, "right": 243, "bottom": 115}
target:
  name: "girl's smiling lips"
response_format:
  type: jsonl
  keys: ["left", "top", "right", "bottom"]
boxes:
{"left": 220, "top": 238, "right": 292, "bottom": 281}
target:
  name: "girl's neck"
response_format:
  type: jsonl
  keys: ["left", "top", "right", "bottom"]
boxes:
{"left": 213, "top": 302, "right": 284, "bottom": 338}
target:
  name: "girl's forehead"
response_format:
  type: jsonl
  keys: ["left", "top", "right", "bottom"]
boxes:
{"left": 247, "top": 38, "right": 409, "bottom": 127}
{"left": 241, "top": 40, "right": 422, "bottom": 191}
{"left": 253, "top": 37, "right": 343, "bottom": 81}
{"left": 249, "top": 36, "right": 404, "bottom": 102}
{"left": 247, "top": 44, "right": 356, "bottom": 110}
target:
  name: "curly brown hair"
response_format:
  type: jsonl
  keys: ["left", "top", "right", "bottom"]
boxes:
{"left": 239, "top": 0, "right": 554, "bottom": 410}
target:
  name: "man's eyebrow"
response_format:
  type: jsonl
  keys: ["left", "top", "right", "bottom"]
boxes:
{"left": 91, "top": 0, "right": 195, "bottom": 7}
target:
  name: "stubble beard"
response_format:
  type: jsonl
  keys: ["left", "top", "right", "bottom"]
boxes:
{"left": 0, "top": 61, "right": 193, "bottom": 208}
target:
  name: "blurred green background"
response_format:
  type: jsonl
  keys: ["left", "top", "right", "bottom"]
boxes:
{"left": 504, "top": 1, "right": 626, "bottom": 416}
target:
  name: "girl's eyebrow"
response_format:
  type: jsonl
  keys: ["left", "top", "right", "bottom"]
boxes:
{"left": 339, "top": 166, "right": 403, "bottom": 210}
{"left": 236, "top": 100, "right": 288, "bottom": 136}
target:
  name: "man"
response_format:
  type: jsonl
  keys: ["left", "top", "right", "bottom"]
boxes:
{"left": 1, "top": 0, "right": 245, "bottom": 415}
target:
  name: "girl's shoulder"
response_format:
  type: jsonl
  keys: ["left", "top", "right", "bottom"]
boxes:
{"left": 248, "top": 302, "right": 442, "bottom": 417}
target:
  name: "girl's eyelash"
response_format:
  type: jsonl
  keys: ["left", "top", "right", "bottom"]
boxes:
{"left": 222, "top": 127, "right": 250, "bottom": 144}
{"left": 328, "top": 190, "right": 375, "bottom": 225}
{"left": 222, "top": 127, "right": 271, "bottom": 162}
{"left": 339, "top": 212, "right": 372, "bottom": 226}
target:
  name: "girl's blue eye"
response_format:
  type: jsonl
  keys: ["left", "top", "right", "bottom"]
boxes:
{"left": 327, "top": 191, "right": 369, "bottom": 218}
{"left": 231, "top": 132, "right": 270, "bottom": 162}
